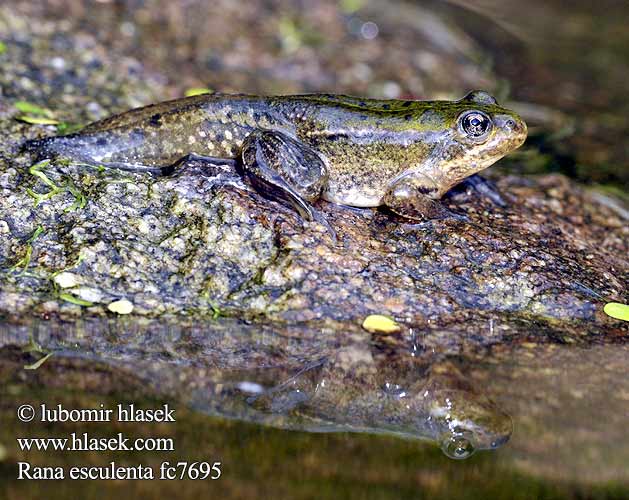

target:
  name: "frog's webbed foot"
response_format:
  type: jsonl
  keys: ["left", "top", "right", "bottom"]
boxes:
{"left": 239, "top": 130, "right": 336, "bottom": 240}
{"left": 456, "top": 174, "right": 507, "bottom": 207}
{"left": 383, "top": 174, "right": 470, "bottom": 223}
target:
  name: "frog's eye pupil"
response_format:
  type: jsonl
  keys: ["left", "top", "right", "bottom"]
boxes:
{"left": 460, "top": 111, "right": 492, "bottom": 139}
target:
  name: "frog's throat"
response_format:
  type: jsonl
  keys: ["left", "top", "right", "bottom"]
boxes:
{"left": 424, "top": 153, "right": 507, "bottom": 198}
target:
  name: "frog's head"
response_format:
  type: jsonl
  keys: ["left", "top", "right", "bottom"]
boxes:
{"left": 376, "top": 374, "right": 513, "bottom": 459}
{"left": 418, "top": 90, "right": 527, "bottom": 195}
{"left": 424, "top": 388, "right": 513, "bottom": 459}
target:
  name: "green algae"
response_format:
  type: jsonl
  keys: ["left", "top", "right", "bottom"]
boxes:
{"left": 26, "top": 160, "right": 87, "bottom": 211}
{"left": 21, "top": 333, "right": 53, "bottom": 370}
{"left": 9, "top": 225, "right": 45, "bottom": 275}
{"left": 23, "top": 351, "right": 53, "bottom": 370}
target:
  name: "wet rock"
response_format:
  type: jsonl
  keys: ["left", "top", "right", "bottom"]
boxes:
{"left": 1, "top": 155, "right": 627, "bottom": 344}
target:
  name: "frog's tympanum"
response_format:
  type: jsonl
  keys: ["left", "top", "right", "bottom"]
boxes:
{"left": 24, "top": 91, "right": 527, "bottom": 223}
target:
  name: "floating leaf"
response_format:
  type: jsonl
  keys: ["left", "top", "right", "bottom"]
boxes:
{"left": 604, "top": 302, "right": 629, "bottom": 321}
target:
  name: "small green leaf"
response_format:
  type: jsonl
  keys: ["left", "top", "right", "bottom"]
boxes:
{"left": 17, "top": 115, "right": 60, "bottom": 125}
{"left": 184, "top": 87, "right": 212, "bottom": 97}
{"left": 604, "top": 302, "right": 629, "bottom": 321}
{"left": 340, "top": 0, "right": 365, "bottom": 13}
{"left": 0, "top": 41, "right": 6, "bottom": 54}
{"left": 14, "top": 101, "right": 54, "bottom": 117}
{"left": 59, "top": 293, "right": 94, "bottom": 307}
{"left": 65, "top": 181, "right": 87, "bottom": 211}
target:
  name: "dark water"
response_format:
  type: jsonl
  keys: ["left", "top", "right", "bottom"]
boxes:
{"left": 438, "top": 0, "right": 629, "bottom": 191}
{"left": 1, "top": 0, "right": 628, "bottom": 498}
{"left": 1, "top": 316, "right": 628, "bottom": 498}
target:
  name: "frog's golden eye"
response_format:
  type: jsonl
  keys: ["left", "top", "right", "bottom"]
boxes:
{"left": 459, "top": 111, "right": 493, "bottom": 141}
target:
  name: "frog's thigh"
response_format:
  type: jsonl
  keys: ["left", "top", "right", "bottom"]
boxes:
{"left": 239, "top": 130, "right": 328, "bottom": 221}
{"left": 383, "top": 174, "right": 455, "bottom": 221}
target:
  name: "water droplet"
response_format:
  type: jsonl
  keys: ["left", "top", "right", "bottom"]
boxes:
{"left": 361, "top": 21, "right": 379, "bottom": 40}
{"left": 440, "top": 432, "right": 476, "bottom": 460}
{"left": 382, "top": 382, "right": 406, "bottom": 398}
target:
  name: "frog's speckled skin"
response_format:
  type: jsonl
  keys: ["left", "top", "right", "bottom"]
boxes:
{"left": 24, "top": 91, "right": 527, "bottom": 221}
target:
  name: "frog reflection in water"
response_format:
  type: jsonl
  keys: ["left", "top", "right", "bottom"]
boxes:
{"left": 239, "top": 340, "right": 512, "bottom": 459}
{"left": 24, "top": 91, "right": 526, "bottom": 226}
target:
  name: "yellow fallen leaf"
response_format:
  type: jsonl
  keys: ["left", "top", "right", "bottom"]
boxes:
{"left": 604, "top": 302, "right": 629, "bottom": 322}
{"left": 362, "top": 314, "right": 400, "bottom": 333}
{"left": 108, "top": 299, "right": 134, "bottom": 315}
{"left": 53, "top": 272, "right": 78, "bottom": 289}
{"left": 17, "top": 115, "right": 60, "bottom": 125}
{"left": 184, "top": 87, "right": 212, "bottom": 97}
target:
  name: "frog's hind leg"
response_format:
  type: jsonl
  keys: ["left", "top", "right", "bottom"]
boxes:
{"left": 21, "top": 136, "right": 170, "bottom": 175}
{"left": 239, "top": 130, "right": 335, "bottom": 237}
{"left": 245, "top": 358, "right": 327, "bottom": 413}
{"left": 159, "top": 153, "right": 237, "bottom": 177}
{"left": 92, "top": 153, "right": 238, "bottom": 179}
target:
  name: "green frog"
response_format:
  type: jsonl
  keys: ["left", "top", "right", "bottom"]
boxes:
{"left": 23, "top": 91, "right": 526, "bottom": 223}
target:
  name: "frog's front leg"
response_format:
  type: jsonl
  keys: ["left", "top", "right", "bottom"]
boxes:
{"left": 383, "top": 173, "right": 468, "bottom": 221}
{"left": 239, "top": 130, "right": 330, "bottom": 224}
{"left": 457, "top": 174, "right": 506, "bottom": 207}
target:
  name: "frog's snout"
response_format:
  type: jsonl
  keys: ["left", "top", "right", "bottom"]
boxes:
{"left": 495, "top": 113, "right": 527, "bottom": 146}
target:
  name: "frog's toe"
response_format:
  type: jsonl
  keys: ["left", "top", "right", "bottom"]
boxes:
{"left": 434, "top": 207, "right": 470, "bottom": 223}
{"left": 460, "top": 174, "right": 507, "bottom": 207}
{"left": 445, "top": 211, "right": 471, "bottom": 223}
{"left": 309, "top": 209, "right": 338, "bottom": 244}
